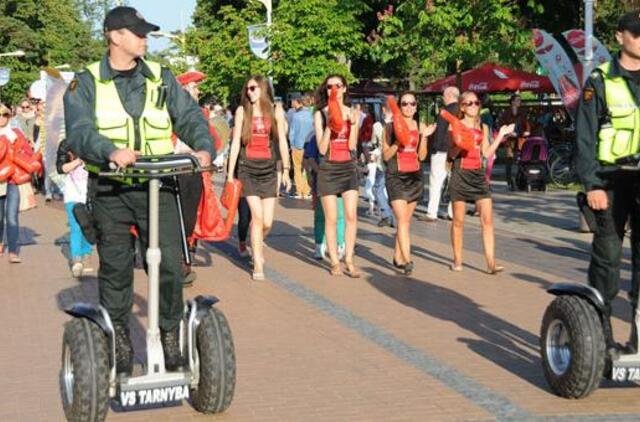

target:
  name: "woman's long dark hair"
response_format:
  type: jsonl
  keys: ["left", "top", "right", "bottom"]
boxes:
{"left": 314, "top": 74, "right": 350, "bottom": 111}
{"left": 240, "top": 75, "right": 276, "bottom": 145}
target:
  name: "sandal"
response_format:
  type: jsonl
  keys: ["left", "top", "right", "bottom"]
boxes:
{"left": 330, "top": 263, "right": 343, "bottom": 276}
{"left": 486, "top": 265, "right": 504, "bottom": 275}
{"left": 449, "top": 264, "right": 462, "bottom": 272}
{"left": 344, "top": 262, "right": 361, "bottom": 279}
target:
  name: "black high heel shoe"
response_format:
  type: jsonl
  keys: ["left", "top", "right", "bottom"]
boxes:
{"left": 392, "top": 258, "right": 405, "bottom": 269}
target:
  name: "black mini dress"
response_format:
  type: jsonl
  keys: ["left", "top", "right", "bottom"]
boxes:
{"left": 317, "top": 119, "right": 359, "bottom": 197}
{"left": 385, "top": 124, "right": 423, "bottom": 203}
{"left": 237, "top": 116, "right": 278, "bottom": 199}
{"left": 449, "top": 127, "right": 491, "bottom": 202}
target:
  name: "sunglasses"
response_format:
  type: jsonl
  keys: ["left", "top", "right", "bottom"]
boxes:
{"left": 327, "top": 83, "right": 344, "bottom": 90}
{"left": 462, "top": 100, "right": 481, "bottom": 107}
{"left": 0, "top": 113, "right": 10, "bottom": 118}
{"left": 401, "top": 101, "right": 417, "bottom": 107}
{"left": 247, "top": 85, "right": 260, "bottom": 93}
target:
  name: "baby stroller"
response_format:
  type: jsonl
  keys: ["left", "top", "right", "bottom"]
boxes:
{"left": 516, "top": 136, "right": 548, "bottom": 192}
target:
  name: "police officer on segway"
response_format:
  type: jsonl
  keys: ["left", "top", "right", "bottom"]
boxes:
{"left": 63, "top": 7, "right": 214, "bottom": 376}
{"left": 575, "top": 10, "right": 640, "bottom": 353}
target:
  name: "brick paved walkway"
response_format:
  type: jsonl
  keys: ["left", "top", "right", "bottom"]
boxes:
{"left": 1, "top": 187, "right": 639, "bottom": 421}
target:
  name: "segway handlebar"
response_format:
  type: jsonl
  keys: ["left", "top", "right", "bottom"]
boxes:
{"left": 99, "top": 154, "right": 215, "bottom": 178}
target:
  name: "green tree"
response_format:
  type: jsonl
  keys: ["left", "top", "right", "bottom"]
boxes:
{"left": 369, "top": 1, "right": 535, "bottom": 90}
{"left": 0, "top": 0, "right": 102, "bottom": 105}
{"left": 190, "top": 0, "right": 369, "bottom": 104}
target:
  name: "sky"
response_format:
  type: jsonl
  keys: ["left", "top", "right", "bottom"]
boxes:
{"left": 127, "top": 0, "right": 197, "bottom": 52}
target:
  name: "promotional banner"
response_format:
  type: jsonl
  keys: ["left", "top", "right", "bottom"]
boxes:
{"left": 247, "top": 24, "right": 269, "bottom": 60}
{"left": 562, "top": 29, "right": 612, "bottom": 78}
{"left": 532, "top": 29, "right": 582, "bottom": 116}
{"left": 43, "top": 69, "right": 74, "bottom": 191}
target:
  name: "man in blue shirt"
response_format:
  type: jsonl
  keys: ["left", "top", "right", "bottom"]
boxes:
{"left": 288, "top": 94, "right": 313, "bottom": 198}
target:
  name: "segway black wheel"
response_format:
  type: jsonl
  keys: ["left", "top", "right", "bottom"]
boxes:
{"left": 60, "top": 318, "right": 110, "bottom": 422}
{"left": 191, "top": 307, "right": 236, "bottom": 413}
{"left": 540, "top": 295, "right": 605, "bottom": 398}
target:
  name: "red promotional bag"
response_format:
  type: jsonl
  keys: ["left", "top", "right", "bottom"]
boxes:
{"left": 0, "top": 143, "right": 15, "bottom": 182}
{"left": 328, "top": 85, "right": 344, "bottom": 133}
{"left": 387, "top": 96, "right": 410, "bottom": 147}
{"left": 440, "top": 109, "right": 475, "bottom": 151}
{"left": 190, "top": 175, "right": 243, "bottom": 243}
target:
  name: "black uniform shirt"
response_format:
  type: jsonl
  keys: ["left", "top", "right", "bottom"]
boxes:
{"left": 63, "top": 54, "right": 215, "bottom": 166}
{"left": 432, "top": 102, "right": 459, "bottom": 153}
{"left": 575, "top": 54, "right": 640, "bottom": 191}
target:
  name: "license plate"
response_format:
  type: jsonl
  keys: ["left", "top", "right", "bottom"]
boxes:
{"left": 612, "top": 365, "right": 640, "bottom": 382}
{"left": 528, "top": 169, "right": 541, "bottom": 174}
{"left": 119, "top": 385, "right": 189, "bottom": 409}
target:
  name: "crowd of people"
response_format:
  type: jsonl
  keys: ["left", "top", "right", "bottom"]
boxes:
{"left": 3, "top": 4, "right": 640, "bottom": 385}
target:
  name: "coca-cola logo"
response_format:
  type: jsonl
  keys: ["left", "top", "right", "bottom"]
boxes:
{"left": 520, "top": 81, "right": 541, "bottom": 89}
{"left": 536, "top": 44, "right": 553, "bottom": 55}
{"left": 468, "top": 82, "right": 488, "bottom": 91}
{"left": 533, "top": 29, "right": 544, "bottom": 47}
{"left": 566, "top": 30, "right": 585, "bottom": 49}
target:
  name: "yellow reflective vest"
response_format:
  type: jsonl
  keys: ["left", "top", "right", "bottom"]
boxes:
{"left": 597, "top": 61, "right": 640, "bottom": 164}
{"left": 85, "top": 59, "right": 174, "bottom": 178}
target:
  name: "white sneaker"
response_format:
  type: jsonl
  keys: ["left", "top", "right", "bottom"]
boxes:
{"left": 314, "top": 243, "right": 325, "bottom": 260}
{"left": 337, "top": 244, "right": 346, "bottom": 261}
{"left": 71, "top": 260, "right": 83, "bottom": 278}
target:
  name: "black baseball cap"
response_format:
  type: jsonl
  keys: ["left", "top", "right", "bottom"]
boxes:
{"left": 104, "top": 7, "right": 159, "bottom": 37}
{"left": 617, "top": 10, "right": 640, "bottom": 35}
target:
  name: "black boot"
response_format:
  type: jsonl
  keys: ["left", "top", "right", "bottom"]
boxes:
{"left": 161, "top": 327, "right": 185, "bottom": 371}
{"left": 113, "top": 322, "right": 133, "bottom": 376}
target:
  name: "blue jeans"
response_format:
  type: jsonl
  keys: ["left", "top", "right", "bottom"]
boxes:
{"left": 0, "top": 184, "right": 20, "bottom": 253}
{"left": 373, "top": 170, "right": 393, "bottom": 220}
{"left": 64, "top": 202, "right": 93, "bottom": 260}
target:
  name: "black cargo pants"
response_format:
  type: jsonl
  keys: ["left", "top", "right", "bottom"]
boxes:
{"left": 589, "top": 173, "right": 640, "bottom": 317}
{"left": 93, "top": 184, "right": 184, "bottom": 331}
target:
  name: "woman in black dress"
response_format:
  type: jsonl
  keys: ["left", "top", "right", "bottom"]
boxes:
{"left": 448, "top": 91, "right": 514, "bottom": 274}
{"left": 383, "top": 92, "right": 435, "bottom": 275}
{"left": 313, "top": 75, "right": 361, "bottom": 277}
{"left": 227, "top": 75, "right": 291, "bottom": 280}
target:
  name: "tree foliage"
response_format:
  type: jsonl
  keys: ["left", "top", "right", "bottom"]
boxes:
{"left": 0, "top": 0, "right": 114, "bottom": 105}
{"left": 190, "top": 0, "right": 369, "bottom": 104}
{"left": 369, "top": 1, "right": 536, "bottom": 89}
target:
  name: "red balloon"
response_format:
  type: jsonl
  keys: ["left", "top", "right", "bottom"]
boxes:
{"left": 328, "top": 85, "right": 345, "bottom": 133}
{"left": 11, "top": 165, "right": 31, "bottom": 185}
{"left": 440, "top": 109, "right": 475, "bottom": 151}
{"left": 387, "top": 96, "right": 410, "bottom": 146}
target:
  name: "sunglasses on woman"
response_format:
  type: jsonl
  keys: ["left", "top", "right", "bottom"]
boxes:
{"left": 0, "top": 113, "right": 11, "bottom": 118}
{"left": 247, "top": 85, "right": 259, "bottom": 93}
{"left": 463, "top": 101, "right": 481, "bottom": 107}
{"left": 327, "top": 83, "right": 344, "bottom": 90}
{"left": 401, "top": 101, "right": 417, "bottom": 107}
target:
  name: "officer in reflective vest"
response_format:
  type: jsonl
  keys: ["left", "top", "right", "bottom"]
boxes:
{"left": 575, "top": 10, "right": 640, "bottom": 353}
{"left": 63, "top": 6, "right": 214, "bottom": 376}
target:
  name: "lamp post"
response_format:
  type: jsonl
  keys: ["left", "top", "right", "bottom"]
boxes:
{"left": 255, "top": 0, "right": 273, "bottom": 85}
{"left": 583, "top": 0, "right": 594, "bottom": 83}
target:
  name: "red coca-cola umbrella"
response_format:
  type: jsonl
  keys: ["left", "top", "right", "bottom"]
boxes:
{"left": 422, "top": 63, "right": 555, "bottom": 94}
